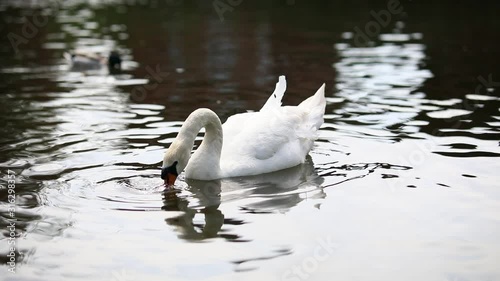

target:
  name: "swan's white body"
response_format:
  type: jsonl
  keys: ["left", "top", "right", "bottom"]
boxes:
{"left": 162, "top": 76, "right": 326, "bottom": 181}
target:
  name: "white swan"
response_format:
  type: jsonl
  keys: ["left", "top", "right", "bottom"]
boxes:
{"left": 161, "top": 76, "right": 326, "bottom": 185}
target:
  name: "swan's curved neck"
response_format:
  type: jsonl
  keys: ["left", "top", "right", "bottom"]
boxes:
{"left": 176, "top": 108, "right": 223, "bottom": 179}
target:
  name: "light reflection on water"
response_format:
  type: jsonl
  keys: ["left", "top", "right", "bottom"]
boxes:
{"left": 1, "top": 1, "right": 500, "bottom": 281}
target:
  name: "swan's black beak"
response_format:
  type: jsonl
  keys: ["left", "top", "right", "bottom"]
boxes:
{"left": 161, "top": 162, "right": 178, "bottom": 186}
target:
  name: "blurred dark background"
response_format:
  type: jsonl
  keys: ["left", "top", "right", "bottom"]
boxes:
{"left": 0, "top": 0, "right": 499, "bottom": 119}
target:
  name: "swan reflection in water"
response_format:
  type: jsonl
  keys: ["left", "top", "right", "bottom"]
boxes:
{"left": 161, "top": 156, "right": 324, "bottom": 241}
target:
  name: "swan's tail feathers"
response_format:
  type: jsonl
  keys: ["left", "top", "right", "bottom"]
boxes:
{"left": 260, "top": 75, "right": 287, "bottom": 112}
{"left": 299, "top": 83, "right": 326, "bottom": 131}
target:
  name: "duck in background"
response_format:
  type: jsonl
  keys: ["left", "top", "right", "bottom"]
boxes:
{"left": 64, "top": 51, "right": 122, "bottom": 73}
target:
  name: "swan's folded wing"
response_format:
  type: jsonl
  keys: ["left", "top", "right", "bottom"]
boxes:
{"left": 251, "top": 124, "right": 290, "bottom": 160}
{"left": 222, "top": 111, "right": 258, "bottom": 139}
{"left": 223, "top": 110, "right": 293, "bottom": 159}
{"left": 221, "top": 108, "right": 310, "bottom": 177}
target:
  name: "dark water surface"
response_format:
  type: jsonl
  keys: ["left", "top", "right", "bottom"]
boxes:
{"left": 1, "top": 1, "right": 499, "bottom": 280}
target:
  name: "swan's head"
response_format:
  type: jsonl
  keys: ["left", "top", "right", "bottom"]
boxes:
{"left": 161, "top": 143, "right": 190, "bottom": 186}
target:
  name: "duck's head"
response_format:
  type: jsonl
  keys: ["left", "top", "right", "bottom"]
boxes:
{"left": 161, "top": 143, "right": 190, "bottom": 186}
{"left": 108, "top": 51, "right": 122, "bottom": 71}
